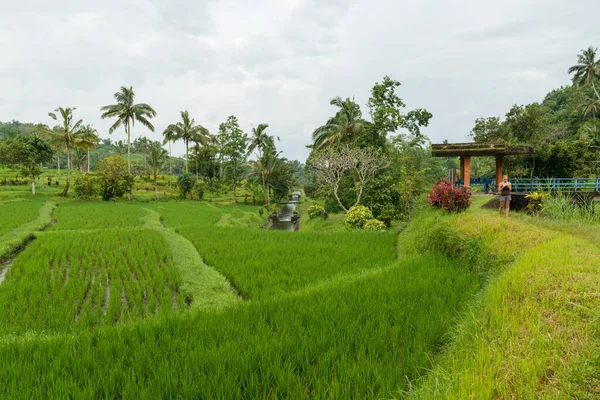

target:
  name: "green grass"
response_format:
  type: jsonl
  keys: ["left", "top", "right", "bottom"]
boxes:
{"left": 157, "top": 202, "right": 398, "bottom": 300}
{"left": 404, "top": 205, "right": 600, "bottom": 399}
{"left": 0, "top": 228, "right": 183, "bottom": 334}
{"left": 0, "top": 200, "right": 56, "bottom": 261}
{"left": 0, "top": 253, "right": 477, "bottom": 398}
{"left": 50, "top": 202, "right": 148, "bottom": 230}
{"left": 0, "top": 200, "right": 42, "bottom": 236}
{"left": 0, "top": 194, "right": 598, "bottom": 398}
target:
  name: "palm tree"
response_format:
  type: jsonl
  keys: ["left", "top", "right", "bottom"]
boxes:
{"left": 79, "top": 124, "right": 100, "bottom": 172}
{"left": 147, "top": 141, "right": 168, "bottom": 199}
{"left": 312, "top": 97, "right": 365, "bottom": 150}
{"left": 162, "top": 128, "right": 177, "bottom": 188}
{"left": 162, "top": 110, "right": 209, "bottom": 173}
{"left": 112, "top": 140, "right": 128, "bottom": 156}
{"left": 244, "top": 136, "right": 281, "bottom": 208}
{"left": 568, "top": 47, "right": 600, "bottom": 87}
{"left": 43, "top": 107, "right": 85, "bottom": 196}
{"left": 100, "top": 86, "right": 156, "bottom": 173}
{"left": 247, "top": 123, "right": 270, "bottom": 159}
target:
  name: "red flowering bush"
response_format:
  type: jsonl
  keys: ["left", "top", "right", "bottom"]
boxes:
{"left": 427, "top": 179, "right": 471, "bottom": 213}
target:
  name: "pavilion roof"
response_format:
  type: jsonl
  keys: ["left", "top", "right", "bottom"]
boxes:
{"left": 431, "top": 142, "right": 533, "bottom": 157}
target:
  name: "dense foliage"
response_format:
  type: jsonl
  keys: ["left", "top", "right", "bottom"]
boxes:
{"left": 307, "top": 204, "right": 328, "bottom": 220}
{"left": 344, "top": 205, "right": 374, "bottom": 229}
{"left": 97, "top": 156, "right": 135, "bottom": 201}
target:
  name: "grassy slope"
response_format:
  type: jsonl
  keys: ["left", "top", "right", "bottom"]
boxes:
{"left": 406, "top": 204, "right": 600, "bottom": 399}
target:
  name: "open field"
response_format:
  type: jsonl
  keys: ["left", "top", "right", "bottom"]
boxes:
{"left": 0, "top": 190, "right": 598, "bottom": 398}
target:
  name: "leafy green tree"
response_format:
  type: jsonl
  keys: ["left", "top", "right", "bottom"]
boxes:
{"left": 367, "top": 76, "right": 432, "bottom": 141}
{"left": 147, "top": 141, "right": 168, "bottom": 199}
{"left": 0, "top": 135, "right": 53, "bottom": 195}
{"left": 100, "top": 86, "right": 157, "bottom": 173}
{"left": 312, "top": 97, "right": 365, "bottom": 150}
{"left": 163, "top": 111, "right": 209, "bottom": 173}
{"left": 96, "top": 156, "right": 134, "bottom": 201}
{"left": 219, "top": 116, "right": 248, "bottom": 204}
{"left": 469, "top": 117, "right": 505, "bottom": 143}
{"left": 177, "top": 172, "right": 196, "bottom": 199}
{"left": 42, "top": 107, "right": 88, "bottom": 196}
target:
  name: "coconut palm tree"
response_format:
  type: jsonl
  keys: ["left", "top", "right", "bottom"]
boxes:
{"left": 162, "top": 128, "right": 177, "bottom": 188}
{"left": 312, "top": 97, "right": 365, "bottom": 150}
{"left": 43, "top": 107, "right": 85, "bottom": 196}
{"left": 100, "top": 86, "right": 156, "bottom": 173}
{"left": 147, "top": 141, "right": 168, "bottom": 199}
{"left": 247, "top": 123, "right": 270, "bottom": 159}
{"left": 163, "top": 110, "right": 209, "bottom": 173}
{"left": 112, "top": 140, "right": 128, "bottom": 156}
{"left": 568, "top": 46, "right": 600, "bottom": 87}
{"left": 78, "top": 124, "right": 100, "bottom": 172}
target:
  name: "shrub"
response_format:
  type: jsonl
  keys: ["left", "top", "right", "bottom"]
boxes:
{"left": 525, "top": 190, "right": 549, "bottom": 216}
{"left": 363, "top": 219, "right": 386, "bottom": 231}
{"left": 307, "top": 205, "right": 328, "bottom": 220}
{"left": 73, "top": 174, "right": 99, "bottom": 199}
{"left": 372, "top": 204, "right": 396, "bottom": 227}
{"left": 177, "top": 173, "right": 196, "bottom": 199}
{"left": 195, "top": 180, "right": 205, "bottom": 200}
{"left": 427, "top": 179, "right": 471, "bottom": 213}
{"left": 96, "top": 156, "right": 134, "bottom": 201}
{"left": 345, "top": 205, "right": 373, "bottom": 229}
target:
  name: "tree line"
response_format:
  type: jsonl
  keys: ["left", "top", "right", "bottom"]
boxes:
{"left": 0, "top": 87, "right": 298, "bottom": 205}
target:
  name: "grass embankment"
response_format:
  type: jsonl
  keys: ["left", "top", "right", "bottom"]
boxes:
{"left": 0, "top": 200, "right": 56, "bottom": 261}
{"left": 404, "top": 206, "right": 600, "bottom": 399}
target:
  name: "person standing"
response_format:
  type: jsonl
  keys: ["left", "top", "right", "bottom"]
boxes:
{"left": 498, "top": 175, "right": 512, "bottom": 217}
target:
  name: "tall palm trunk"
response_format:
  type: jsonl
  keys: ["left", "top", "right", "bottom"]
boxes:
{"left": 169, "top": 141, "right": 172, "bottom": 189}
{"left": 261, "top": 171, "right": 267, "bottom": 207}
{"left": 126, "top": 122, "right": 132, "bottom": 201}
{"left": 61, "top": 150, "right": 71, "bottom": 196}
{"left": 57, "top": 152, "right": 61, "bottom": 176}
{"left": 126, "top": 122, "right": 131, "bottom": 172}
{"left": 266, "top": 182, "right": 271, "bottom": 209}
{"left": 185, "top": 140, "right": 189, "bottom": 173}
{"left": 87, "top": 148, "right": 90, "bottom": 173}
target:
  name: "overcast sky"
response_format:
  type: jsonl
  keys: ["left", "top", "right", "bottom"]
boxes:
{"left": 0, "top": 0, "right": 597, "bottom": 161}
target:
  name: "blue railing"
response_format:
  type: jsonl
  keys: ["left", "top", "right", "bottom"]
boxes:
{"left": 511, "top": 178, "right": 600, "bottom": 192}
{"left": 456, "top": 178, "right": 600, "bottom": 193}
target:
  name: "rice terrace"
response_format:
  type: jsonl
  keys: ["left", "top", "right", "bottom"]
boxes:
{"left": 1, "top": 5, "right": 600, "bottom": 399}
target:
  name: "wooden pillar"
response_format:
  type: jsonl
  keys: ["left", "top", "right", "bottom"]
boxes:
{"left": 463, "top": 156, "right": 471, "bottom": 188}
{"left": 459, "top": 156, "right": 465, "bottom": 181}
{"left": 495, "top": 156, "right": 503, "bottom": 191}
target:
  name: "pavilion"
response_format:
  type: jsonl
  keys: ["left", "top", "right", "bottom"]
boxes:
{"left": 431, "top": 143, "right": 533, "bottom": 189}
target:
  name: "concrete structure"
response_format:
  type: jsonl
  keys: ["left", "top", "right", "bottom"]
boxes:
{"left": 431, "top": 143, "right": 533, "bottom": 189}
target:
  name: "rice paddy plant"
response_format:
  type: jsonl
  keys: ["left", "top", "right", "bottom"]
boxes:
{"left": 0, "top": 253, "right": 478, "bottom": 399}
{"left": 0, "top": 229, "right": 183, "bottom": 334}
{"left": 157, "top": 203, "right": 397, "bottom": 300}
{"left": 0, "top": 200, "right": 42, "bottom": 237}
{"left": 50, "top": 202, "right": 148, "bottom": 230}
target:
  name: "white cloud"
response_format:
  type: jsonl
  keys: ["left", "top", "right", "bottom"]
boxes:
{"left": 0, "top": 0, "right": 598, "bottom": 160}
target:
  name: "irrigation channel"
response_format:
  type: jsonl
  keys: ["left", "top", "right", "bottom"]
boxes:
{"left": 271, "top": 190, "right": 302, "bottom": 231}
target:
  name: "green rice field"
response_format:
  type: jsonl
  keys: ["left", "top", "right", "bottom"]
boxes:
{"left": 0, "top": 194, "right": 597, "bottom": 398}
